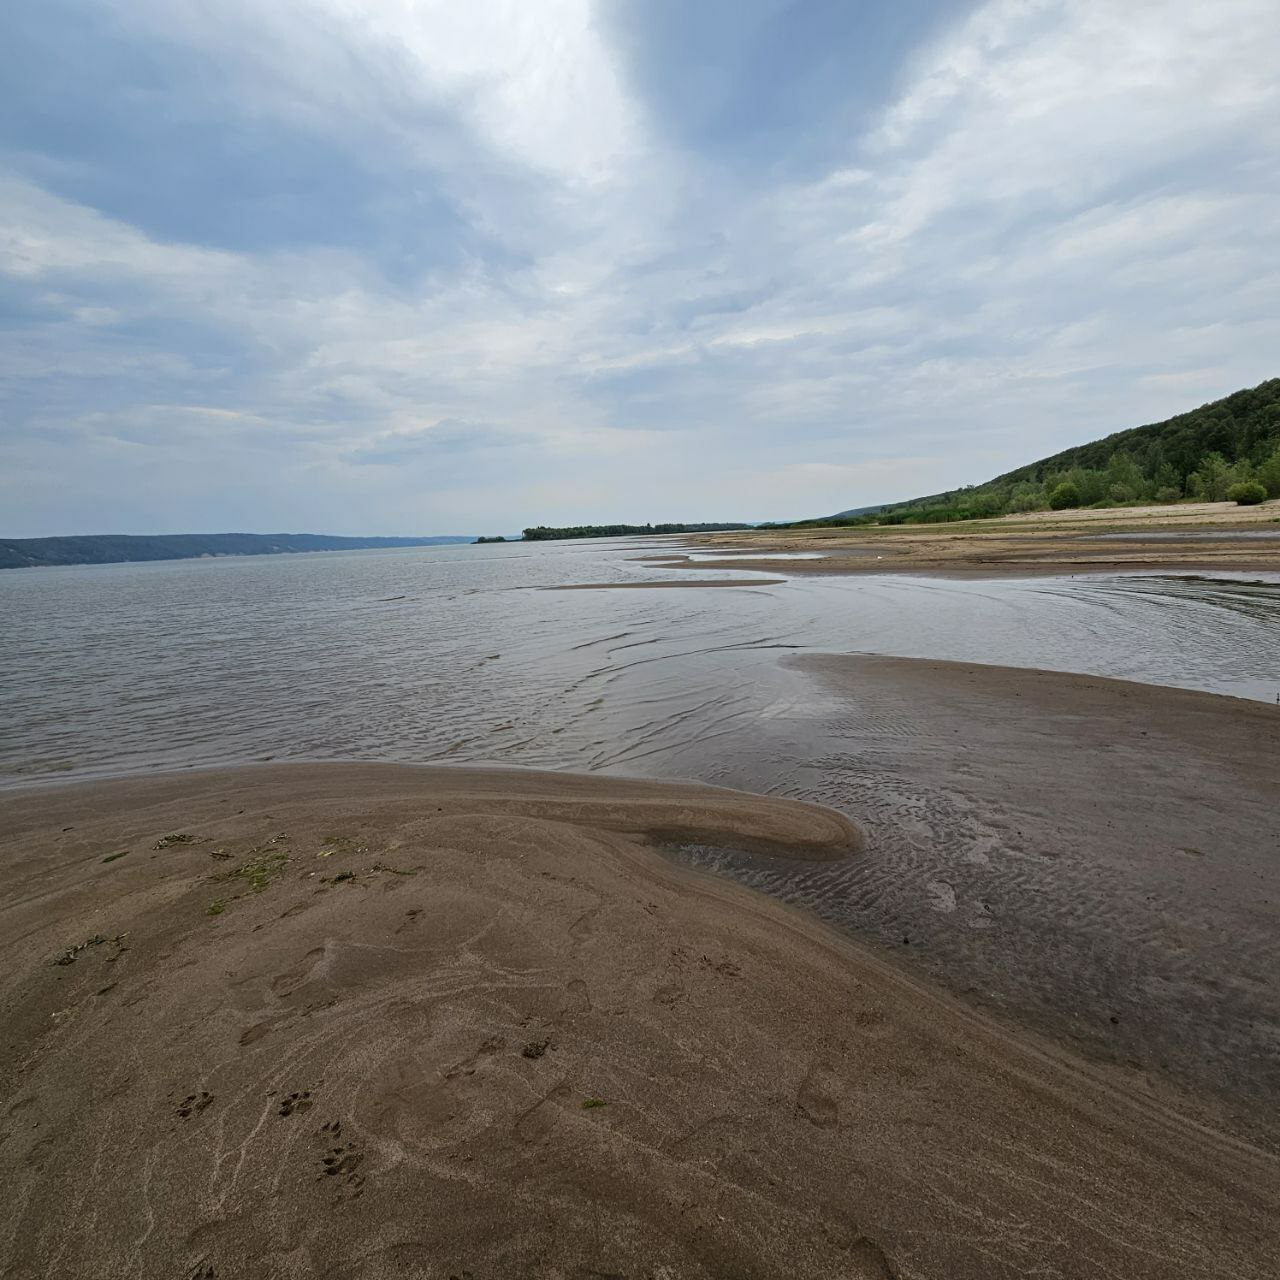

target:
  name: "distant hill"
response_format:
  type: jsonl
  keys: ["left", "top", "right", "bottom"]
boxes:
{"left": 827, "top": 502, "right": 890, "bottom": 521}
{"left": 0, "top": 532, "right": 475, "bottom": 570}
{"left": 800, "top": 378, "right": 1280, "bottom": 528}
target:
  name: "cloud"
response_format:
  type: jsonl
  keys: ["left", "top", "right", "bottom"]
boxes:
{"left": 1, "top": 0, "right": 1278, "bottom": 535}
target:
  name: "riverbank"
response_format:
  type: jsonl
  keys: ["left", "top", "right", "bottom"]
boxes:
{"left": 1, "top": 762, "right": 1277, "bottom": 1278}
{"left": 666, "top": 497, "right": 1280, "bottom": 577}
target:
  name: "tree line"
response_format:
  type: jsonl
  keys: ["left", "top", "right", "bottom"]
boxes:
{"left": 522, "top": 523, "right": 752, "bottom": 541}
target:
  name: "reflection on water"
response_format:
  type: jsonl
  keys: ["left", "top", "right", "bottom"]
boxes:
{"left": 2, "top": 539, "right": 1278, "bottom": 787}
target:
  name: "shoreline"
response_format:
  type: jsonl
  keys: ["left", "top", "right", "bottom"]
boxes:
{"left": 669, "top": 499, "right": 1280, "bottom": 578}
{"left": 2, "top": 761, "right": 1277, "bottom": 1276}
{"left": 644, "top": 550, "right": 1280, "bottom": 579}
{"left": 543, "top": 577, "right": 787, "bottom": 589}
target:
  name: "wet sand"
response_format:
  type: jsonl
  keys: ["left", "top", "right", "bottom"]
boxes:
{"left": 679, "top": 656, "right": 1280, "bottom": 1147}
{"left": 3, "top": 763, "right": 1278, "bottom": 1278}
{"left": 669, "top": 497, "right": 1280, "bottom": 577}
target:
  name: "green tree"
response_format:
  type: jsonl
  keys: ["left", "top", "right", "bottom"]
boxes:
{"left": 1257, "top": 446, "right": 1280, "bottom": 498}
{"left": 1189, "top": 452, "right": 1231, "bottom": 501}
{"left": 1226, "top": 481, "right": 1267, "bottom": 505}
{"left": 1049, "top": 481, "right": 1081, "bottom": 510}
{"left": 1007, "top": 483, "right": 1043, "bottom": 512}
{"left": 1070, "top": 467, "right": 1107, "bottom": 504}
{"left": 1106, "top": 450, "right": 1144, "bottom": 496}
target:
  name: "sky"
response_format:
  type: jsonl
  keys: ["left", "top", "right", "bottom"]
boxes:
{"left": 1, "top": 0, "right": 1278, "bottom": 537}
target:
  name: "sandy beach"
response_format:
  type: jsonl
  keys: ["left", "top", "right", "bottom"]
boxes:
{"left": 2, "top": 760, "right": 1278, "bottom": 1278}
{"left": 660, "top": 497, "right": 1280, "bottom": 577}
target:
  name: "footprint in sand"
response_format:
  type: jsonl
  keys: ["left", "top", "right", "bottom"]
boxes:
{"left": 669, "top": 1114, "right": 747, "bottom": 1166}
{"left": 568, "top": 907, "right": 600, "bottom": 950}
{"left": 271, "top": 946, "right": 326, "bottom": 997}
{"left": 847, "top": 1236, "right": 899, "bottom": 1279}
{"left": 238, "top": 1019, "right": 281, "bottom": 1046}
{"left": 394, "top": 908, "right": 422, "bottom": 935}
{"left": 24, "top": 1133, "right": 56, "bottom": 1168}
{"left": 513, "top": 1081, "right": 573, "bottom": 1145}
{"left": 561, "top": 978, "right": 591, "bottom": 1017}
{"left": 652, "top": 983, "right": 684, "bottom": 1008}
{"left": 176, "top": 1091, "right": 214, "bottom": 1119}
{"left": 279, "top": 1089, "right": 314, "bottom": 1117}
{"left": 444, "top": 1037, "right": 503, "bottom": 1080}
{"left": 796, "top": 1062, "right": 840, "bottom": 1129}
{"left": 318, "top": 1137, "right": 366, "bottom": 1202}
{"left": 363, "top": 1062, "right": 455, "bottom": 1144}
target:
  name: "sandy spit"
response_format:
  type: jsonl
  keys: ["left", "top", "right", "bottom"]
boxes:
{"left": 1, "top": 764, "right": 1277, "bottom": 1279}
{"left": 668, "top": 497, "right": 1280, "bottom": 577}
{"left": 544, "top": 579, "right": 787, "bottom": 589}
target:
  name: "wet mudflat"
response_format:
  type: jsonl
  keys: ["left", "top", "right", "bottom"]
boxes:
{"left": 665, "top": 655, "right": 1280, "bottom": 1147}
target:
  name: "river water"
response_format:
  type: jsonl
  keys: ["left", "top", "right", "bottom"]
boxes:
{"left": 3, "top": 538, "right": 1278, "bottom": 789}
{"left": 5, "top": 538, "right": 1280, "bottom": 1136}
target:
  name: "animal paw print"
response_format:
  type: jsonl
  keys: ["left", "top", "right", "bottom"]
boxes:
{"left": 278, "top": 1089, "right": 314, "bottom": 1117}
{"left": 176, "top": 1091, "right": 214, "bottom": 1119}
{"left": 188, "top": 1264, "right": 217, "bottom": 1280}
{"left": 319, "top": 1137, "right": 366, "bottom": 1202}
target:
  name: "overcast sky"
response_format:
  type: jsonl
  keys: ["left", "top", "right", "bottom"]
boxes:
{"left": 2, "top": 0, "right": 1278, "bottom": 536}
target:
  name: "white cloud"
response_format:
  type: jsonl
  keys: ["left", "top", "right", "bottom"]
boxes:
{"left": 2, "top": 0, "right": 1279, "bottom": 532}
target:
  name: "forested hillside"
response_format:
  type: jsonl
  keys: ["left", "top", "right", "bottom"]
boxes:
{"left": 804, "top": 378, "right": 1280, "bottom": 528}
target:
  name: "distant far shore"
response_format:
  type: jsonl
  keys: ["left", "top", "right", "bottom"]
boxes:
{"left": 521, "top": 522, "right": 752, "bottom": 541}
{"left": 0, "top": 532, "right": 476, "bottom": 571}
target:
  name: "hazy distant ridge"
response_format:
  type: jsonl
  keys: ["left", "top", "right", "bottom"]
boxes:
{"left": 0, "top": 532, "right": 474, "bottom": 570}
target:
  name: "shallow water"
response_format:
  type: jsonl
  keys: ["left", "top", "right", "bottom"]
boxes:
{"left": 2, "top": 539, "right": 1279, "bottom": 789}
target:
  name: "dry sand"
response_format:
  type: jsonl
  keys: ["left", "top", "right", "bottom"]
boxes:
{"left": 663, "top": 497, "right": 1280, "bottom": 577}
{"left": 2, "top": 764, "right": 1278, "bottom": 1278}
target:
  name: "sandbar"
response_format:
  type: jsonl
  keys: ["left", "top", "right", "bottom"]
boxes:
{"left": 545, "top": 578, "right": 786, "bottom": 589}
{"left": 1, "top": 763, "right": 1277, "bottom": 1277}
{"left": 667, "top": 497, "right": 1280, "bottom": 577}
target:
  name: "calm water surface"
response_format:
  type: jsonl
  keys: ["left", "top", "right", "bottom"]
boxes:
{"left": 2, "top": 538, "right": 1279, "bottom": 789}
